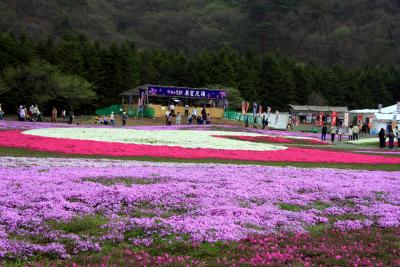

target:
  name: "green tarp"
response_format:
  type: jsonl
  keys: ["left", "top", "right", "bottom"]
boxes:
{"left": 96, "top": 105, "right": 155, "bottom": 118}
{"left": 95, "top": 105, "right": 123, "bottom": 116}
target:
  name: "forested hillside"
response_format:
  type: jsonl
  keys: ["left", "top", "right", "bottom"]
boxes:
{"left": 1, "top": 35, "right": 399, "bottom": 114}
{"left": 1, "top": 0, "right": 400, "bottom": 66}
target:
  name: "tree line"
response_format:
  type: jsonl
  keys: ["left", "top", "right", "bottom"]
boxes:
{"left": 0, "top": 33, "right": 399, "bottom": 115}
{"left": 3, "top": 0, "right": 400, "bottom": 66}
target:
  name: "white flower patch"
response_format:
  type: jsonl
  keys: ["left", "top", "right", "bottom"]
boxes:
{"left": 345, "top": 138, "right": 378, "bottom": 145}
{"left": 23, "top": 128, "right": 288, "bottom": 151}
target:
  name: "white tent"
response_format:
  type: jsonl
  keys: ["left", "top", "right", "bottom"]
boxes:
{"left": 349, "top": 103, "right": 400, "bottom": 114}
{"left": 370, "top": 109, "right": 400, "bottom": 134}
{"left": 379, "top": 104, "right": 399, "bottom": 113}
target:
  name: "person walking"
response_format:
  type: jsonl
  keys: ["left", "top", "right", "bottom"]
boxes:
{"left": 176, "top": 112, "right": 182, "bottom": 125}
{"left": 201, "top": 106, "right": 207, "bottom": 124}
{"left": 68, "top": 110, "right": 74, "bottom": 124}
{"left": 347, "top": 125, "right": 353, "bottom": 140}
{"left": 206, "top": 113, "right": 211, "bottom": 125}
{"left": 184, "top": 104, "right": 189, "bottom": 117}
{"left": 338, "top": 125, "right": 343, "bottom": 141}
{"left": 395, "top": 126, "right": 400, "bottom": 148}
{"left": 165, "top": 110, "right": 170, "bottom": 126}
{"left": 28, "top": 105, "right": 34, "bottom": 120}
{"left": 19, "top": 106, "right": 26, "bottom": 121}
{"left": 51, "top": 107, "right": 57, "bottom": 123}
{"left": 23, "top": 106, "right": 28, "bottom": 121}
{"left": 32, "top": 105, "right": 39, "bottom": 122}
{"left": 379, "top": 128, "right": 386, "bottom": 149}
{"left": 167, "top": 113, "right": 173, "bottom": 126}
{"left": 187, "top": 114, "right": 193, "bottom": 125}
{"left": 61, "top": 109, "right": 66, "bottom": 122}
{"left": 388, "top": 130, "right": 395, "bottom": 149}
{"left": 244, "top": 115, "right": 249, "bottom": 128}
{"left": 192, "top": 107, "right": 198, "bottom": 118}
{"left": 321, "top": 124, "right": 328, "bottom": 141}
{"left": 122, "top": 112, "right": 128, "bottom": 126}
{"left": 352, "top": 124, "right": 359, "bottom": 140}
{"left": 330, "top": 125, "right": 337, "bottom": 143}
{"left": 110, "top": 112, "right": 115, "bottom": 126}
{"left": 169, "top": 103, "right": 175, "bottom": 116}
{"left": 262, "top": 115, "right": 267, "bottom": 130}
{"left": 51, "top": 107, "right": 58, "bottom": 123}
{"left": 96, "top": 115, "right": 101, "bottom": 126}
{"left": 103, "top": 115, "right": 109, "bottom": 126}
{"left": 387, "top": 123, "right": 392, "bottom": 134}
{"left": 0, "top": 104, "right": 4, "bottom": 120}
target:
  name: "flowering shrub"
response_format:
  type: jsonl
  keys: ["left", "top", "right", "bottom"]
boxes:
{"left": 0, "top": 157, "right": 399, "bottom": 260}
{"left": 213, "top": 135, "right": 329, "bottom": 145}
{"left": 1, "top": 130, "right": 400, "bottom": 164}
{"left": 27, "top": 228, "right": 400, "bottom": 266}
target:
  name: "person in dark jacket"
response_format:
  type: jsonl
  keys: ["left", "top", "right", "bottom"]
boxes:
{"left": 201, "top": 106, "right": 207, "bottom": 124}
{"left": 379, "top": 128, "right": 386, "bottom": 149}
{"left": 122, "top": 112, "right": 128, "bottom": 126}
{"left": 321, "top": 124, "right": 328, "bottom": 141}
{"left": 244, "top": 115, "right": 249, "bottom": 128}
{"left": 262, "top": 115, "right": 267, "bottom": 129}
{"left": 68, "top": 110, "right": 74, "bottom": 124}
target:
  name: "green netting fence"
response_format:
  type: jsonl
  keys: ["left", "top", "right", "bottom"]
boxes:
{"left": 96, "top": 105, "right": 155, "bottom": 118}
{"left": 128, "top": 106, "right": 155, "bottom": 118}
{"left": 224, "top": 110, "right": 262, "bottom": 124}
{"left": 95, "top": 105, "right": 123, "bottom": 116}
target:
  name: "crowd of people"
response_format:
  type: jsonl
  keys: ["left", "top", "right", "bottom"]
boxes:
{"left": 165, "top": 104, "right": 211, "bottom": 126}
{"left": 16, "top": 105, "right": 43, "bottom": 122}
{"left": 378, "top": 124, "right": 400, "bottom": 149}
{"left": 94, "top": 112, "right": 129, "bottom": 127}
{"left": 320, "top": 122, "right": 400, "bottom": 149}
{"left": 321, "top": 124, "right": 361, "bottom": 143}
{"left": 13, "top": 105, "right": 75, "bottom": 124}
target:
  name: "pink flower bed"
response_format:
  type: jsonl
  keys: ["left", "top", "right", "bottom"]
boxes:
{"left": 0, "top": 130, "right": 400, "bottom": 164}
{"left": 213, "top": 135, "right": 329, "bottom": 145}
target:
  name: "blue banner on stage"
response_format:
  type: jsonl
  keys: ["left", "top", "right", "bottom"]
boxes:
{"left": 146, "top": 86, "right": 227, "bottom": 99}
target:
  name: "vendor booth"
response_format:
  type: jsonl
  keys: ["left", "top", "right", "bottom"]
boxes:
{"left": 120, "top": 85, "right": 227, "bottom": 118}
{"left": 371, "top": 113, "right": 399, "bottom": 134}
{"left": 288, "top": 105, "right": 348, "bottom": 126}
{"left": 350, "top": 103, "right": 400, "bottom": 134}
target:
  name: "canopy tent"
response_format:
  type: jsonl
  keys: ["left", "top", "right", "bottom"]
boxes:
{"left": 371, "top": 113, "right": 400, "bottom": 134}
{"left": 380, "top": 104, "right": 400, "bottom": 113}
{"left": 349, "top": 104, "right": 400, "bottom": 114}
{"left": 349, "top": 103, "right": 400, "bottom": 134}
{"left": 119, "top": 84, "right": 228, "bottom": 118}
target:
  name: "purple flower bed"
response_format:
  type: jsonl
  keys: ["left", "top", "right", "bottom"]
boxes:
{"left": 0, "top": 120, "right": 77, "bottom": 130}
{"left": 0, "top": 157, "right": 399, "bottom": 260}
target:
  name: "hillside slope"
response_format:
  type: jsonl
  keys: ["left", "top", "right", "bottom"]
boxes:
{"left": 1, "top": 0, "right": 400, "bottom": 66}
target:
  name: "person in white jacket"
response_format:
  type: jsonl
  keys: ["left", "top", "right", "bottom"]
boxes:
{"left": 110, "top": 112, "right": 115, "bottom": 126}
